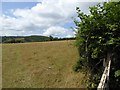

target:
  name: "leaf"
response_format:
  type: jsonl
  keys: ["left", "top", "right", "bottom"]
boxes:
{"left": 106, "top": 39, "right": 114, "bottom": 45}
{"left": 91, "top": 48, "right": 99, "bottom": 59}
{"left": 114, "top": 70, "right": 120, "bottom": 78}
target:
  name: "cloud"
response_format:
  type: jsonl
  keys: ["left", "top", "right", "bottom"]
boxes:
{"left": 1, "top": 0, "right": 98, "bottom": 37}
{"left": 43, "top": 26, "right": 74, "bottom": 37}
{"left": 12, "top": 0, "right": 78, "bottom": 26}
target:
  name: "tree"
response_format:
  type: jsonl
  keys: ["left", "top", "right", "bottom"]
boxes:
{"left": 74, "top": 2, "right": 120, "bottom": 88}
{"left": 49, "top": 35, "right": 53, "bottom": 41}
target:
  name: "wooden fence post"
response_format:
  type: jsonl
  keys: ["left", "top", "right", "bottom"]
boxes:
{"left": 97, "top": 52, "right": 111, "bottom": 90}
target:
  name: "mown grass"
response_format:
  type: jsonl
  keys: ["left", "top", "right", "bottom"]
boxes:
{"left": 2, "top": 40, "right": 86, "bottom": 88}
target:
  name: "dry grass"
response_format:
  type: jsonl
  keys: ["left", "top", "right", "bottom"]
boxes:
{"left": 0, "top": 44, "right": 2, "bottom": 89}
{"left": 2, "top": 40, "right": 86, "bottom": 88}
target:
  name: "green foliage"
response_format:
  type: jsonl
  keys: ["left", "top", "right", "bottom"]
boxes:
{"left": 115, "top": 70, "right": 120, "bottom": 78}
{"left": 74, "top": 2, "right": 120, "bottom": 88}
{"left": 3, "top": 38, "right": 25, "bottom": 43}
{"left": 24, "top": 35, "right": 50, "bottom": 42}
{"left": 85, "top": 79, "right": 97, "bottom": 89}
{"left": 72, "top": 59, "right": 82, "bottom": 72}
{"left": 49, "top": 35, "right": 53, "bottom": 41}
{"left": 2, "top": 36, "right": 75, "bottom": 43}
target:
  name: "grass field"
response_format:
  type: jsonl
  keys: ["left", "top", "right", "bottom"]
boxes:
{"left": 2, "top": 40, "right": 86, "bottom": 88}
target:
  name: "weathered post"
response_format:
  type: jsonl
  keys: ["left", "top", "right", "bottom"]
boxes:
{"left": 97, "top": 52, "right": 111, "bottom": 90}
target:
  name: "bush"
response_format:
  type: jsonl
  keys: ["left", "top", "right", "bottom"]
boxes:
{"left": 72, "top": 59, "right": 82, "bottom": 72}
{"left": 74, "top": 2, "right": 120, "bottom": 88}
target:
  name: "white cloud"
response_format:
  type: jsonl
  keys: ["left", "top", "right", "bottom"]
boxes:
{"left": 1, "top": 0, "right": 98, "bottom": 37}
{"left": 43, "top": 26, "right": 74, "bottom": 37}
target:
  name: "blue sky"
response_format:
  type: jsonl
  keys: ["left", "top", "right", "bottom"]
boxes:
{"left": 1, "top": 0, "right": 99, "bottom": 37}
{"left": 2, "top": 2, "right": 38, "bottom": 11}
{"left": 2, "top": 2, "right": 38, "bottom": 17}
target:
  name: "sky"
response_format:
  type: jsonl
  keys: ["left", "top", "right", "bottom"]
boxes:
{"left": 0, "top": 0, "right": 101, "bottom": 38}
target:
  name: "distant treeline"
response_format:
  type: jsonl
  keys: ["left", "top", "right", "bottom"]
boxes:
{"left": 1, "top": 35, "right": 75, "bottom": 43}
